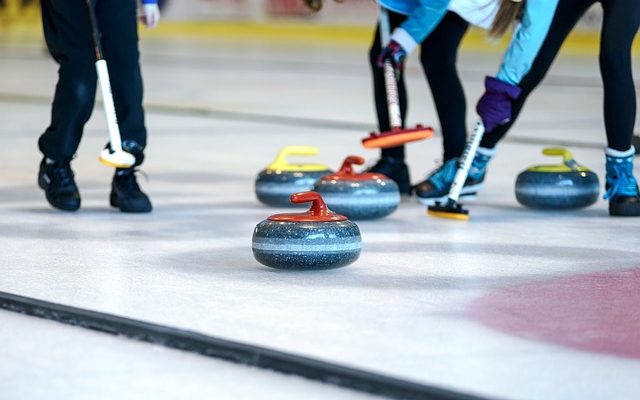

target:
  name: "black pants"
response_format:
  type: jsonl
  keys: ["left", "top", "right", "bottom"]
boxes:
{"left": 39, "top": 0, "right": 146, "bottom": 162}
{"left": 369, "top": 11, "right": 470, "bottom": 161}
{"left": 481, "top": 0, "right": 640, "bottom": 151}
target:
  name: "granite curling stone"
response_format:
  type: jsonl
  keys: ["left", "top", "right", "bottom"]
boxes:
{"left": 255, "top": 146, "right": 332, "bottom": 207}
{"left": 313, "top": 155, "right": 400, "bottom": 220}
{"left": 252, "top": 191, "right": 361, "bottom": 270}
{"left": 515, "top": 148, "right": 600, "bottom": 209}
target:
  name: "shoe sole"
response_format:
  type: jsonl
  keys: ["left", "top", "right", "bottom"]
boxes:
{"left": 609, "top": 203, "right": 640, "bottom": 217}
{"left": 110, "top": 193, "right": 153, "bottom": 213}
{"left": 415, "top": 183, "right": 484, "bottom": 206}
{"left": 417, "top": 193, "right": 477, "bottom": 206}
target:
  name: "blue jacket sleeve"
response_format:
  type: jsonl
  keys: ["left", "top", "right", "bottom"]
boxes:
{"left": 142, "top": 0, "right": 158, "bottom": 4}
{"left": 496, "top": 0, "right": 559, "bottom": 85}
{"left": 390, "top": 0, "right": 451, "bottom": 54}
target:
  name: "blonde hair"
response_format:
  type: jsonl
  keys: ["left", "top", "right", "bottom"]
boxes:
{"left": 304, "top": 0, "right": 322, "bottom": 12}
{"left": 303, "top": 0, "right": 343, "bottom": 12}
{"left": 489, "top": 0, "right": 525, "bottom": 38}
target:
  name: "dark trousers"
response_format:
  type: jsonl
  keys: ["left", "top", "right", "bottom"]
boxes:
{"left": 481, "top": 0, "right": 640, "bottom": 151}
{"left": 369, "top": 11, "right": 470, "bottom": 161}
{"left": 39, "top": 0, "right": 146, "bottom": 162}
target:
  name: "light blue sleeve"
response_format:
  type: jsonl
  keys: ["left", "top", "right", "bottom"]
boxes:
{"left": 496, "top": 0, "right": 559, "bottom": 85}
{"left": 399, "top": 0, "right": 451, "bottom": 46}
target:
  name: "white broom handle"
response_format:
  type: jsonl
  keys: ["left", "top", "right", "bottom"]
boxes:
{"left": 380, "top": 7, "right": 402, "bottom": 130}
{"left": 448, "top": 121, "right": 485, "bottom": 202}
{"left": 95, "top": 59, "right": 123, "bottom": 151}
{"left": 380, "top": 6, "right": 391, "bottom": 45}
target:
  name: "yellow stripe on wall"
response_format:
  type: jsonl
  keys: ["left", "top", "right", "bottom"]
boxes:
{"left": 144, "top": 21, "right": 638, "bottom": 56}
{"left": 0, "top": 0, "right": 40, "bottom": 26}
{"left": 1, "top": 17, "right": 638, "bottom": 56}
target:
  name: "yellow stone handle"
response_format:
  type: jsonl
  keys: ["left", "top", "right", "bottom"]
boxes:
{"left": 267, "top": 146, "right": 328, "bottom": 172}
{"left": 542, "top": 147, "right": 574, "bottom": 164}
{"left": 529, "top": 147, "right": 586, "bottom": 172}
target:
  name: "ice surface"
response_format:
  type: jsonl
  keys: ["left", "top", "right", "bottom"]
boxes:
{"left": 0, "top": 40, "right": 639, "bottom": 400}
{"left": 0, "top": 311, "right": 381, "bottom": 400}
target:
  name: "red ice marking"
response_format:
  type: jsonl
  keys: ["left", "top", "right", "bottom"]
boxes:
{"left": 469, "top": 268, "right": 640, "bottom": 359}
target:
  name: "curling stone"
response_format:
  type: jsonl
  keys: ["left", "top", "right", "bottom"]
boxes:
{"left": 515, "top": 148, "right": 600, "bottom": 209}
{"left": 252, "top": 191, "right": 361, "bottom": 270}
{"left": 313, "top": 155, "right": 400, "bottom": 220}
{"left": 255, "top": 146, "right": 332, "bottom": 207}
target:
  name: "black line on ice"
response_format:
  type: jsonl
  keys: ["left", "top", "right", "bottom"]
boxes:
{"left": 0, "top": 290, "right": 493, "bottom": 400}
{"left": 0, "top": 92, "right": 603, "bottom": 149}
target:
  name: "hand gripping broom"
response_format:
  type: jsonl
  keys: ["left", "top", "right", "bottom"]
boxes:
{"left": 362, "top": 6, "right": 433, "bottom": 149}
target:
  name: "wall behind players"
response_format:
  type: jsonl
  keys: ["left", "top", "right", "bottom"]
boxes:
{"left": 160, "top": 0, "right": 602, "bottom": 30}
{"left": 0, "top": 0, "right": 603, "bottom": 31}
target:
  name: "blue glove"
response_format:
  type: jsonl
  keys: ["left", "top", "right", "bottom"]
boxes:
{"left": 476, "top": 76, "right": 522, "bottom": 133}
{"left": 377, "top": 40, "right": 407, "bottom": 71}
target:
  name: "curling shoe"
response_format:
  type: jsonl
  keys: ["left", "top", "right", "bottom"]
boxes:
{"left": 366, "top": 156, "right": 411, "bottom": 194}
{"left": 414, "top": 147, "right": 495, "bottom": 205}
{"left": 604, "top": 147, "right": 640, "bottom": 217}
{"left": 38, "top": 158, "right": 81, "bottom": 211}
{"left": 110, "top": 168, "right": 152, "bottom": 213}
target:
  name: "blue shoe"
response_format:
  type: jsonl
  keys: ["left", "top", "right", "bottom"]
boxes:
{"left": 604, "top": 147, "right": 640, "bottom": 217}
{"left": 414, "top": 147, "right": 495, "bottom": 205}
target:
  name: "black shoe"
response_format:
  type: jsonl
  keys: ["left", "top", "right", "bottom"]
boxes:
{"left": 38, "top": 158, "right": 81, "bottom": 211}
{"left": 609, "top": 195, "right": 640, "bottom": 216}
{"left": 633, "top": 135, "right": 640, "bottom": 156}
{"left": 110, "top": 169, "right": 152, "bottom": 213}
{"left": 366, "top": 156, "right": 411, "bottom": 194}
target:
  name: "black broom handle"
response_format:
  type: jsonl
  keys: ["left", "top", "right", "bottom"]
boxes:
{"left": 85, "top": 0, "right": 104, "bottom": 61}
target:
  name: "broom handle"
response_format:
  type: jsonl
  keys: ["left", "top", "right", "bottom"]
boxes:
{"left": 95, "top": 61, "right": 123, "bottom": 152}
{"left": 448, "top": 121, "right": 485, "bottom": 202}
{"left": 85, "top": 0, "right": 123, "bottom": 152}
{"left": 380, "top": 7, "right": 402, "bottom": 130}
{"left": 85, "top": 0, "right": 104, "bottom": 61}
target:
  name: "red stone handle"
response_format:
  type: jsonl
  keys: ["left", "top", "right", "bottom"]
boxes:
{"left": 290, "top": 191, "right": 330, "bottom": 216}
{"left": 338, "top": 155, "right": 365, "bottom": 176}
{"left": 269, "top": 191, "right": 346, "bottom": 222}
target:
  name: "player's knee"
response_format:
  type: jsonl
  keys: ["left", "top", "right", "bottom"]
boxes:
{"left": 599, "top": 45, "right": 630, "bottom": 78}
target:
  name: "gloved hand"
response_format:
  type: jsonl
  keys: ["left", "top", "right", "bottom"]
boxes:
{"left": 377, "top": 40, "right": 407, "bottom": 72}
{"left": 139, "top": 2, "right": 161, "bottom": 29}
{"left": 476, "top": 76, "right": 522, "bottom": 133}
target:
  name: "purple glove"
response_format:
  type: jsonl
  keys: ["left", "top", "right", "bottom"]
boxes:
{"left": 377, "top": 40, "right": 407, "bottom": 71}
{"left": 476, "top": 76, "right": 522, "bottom": 133}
